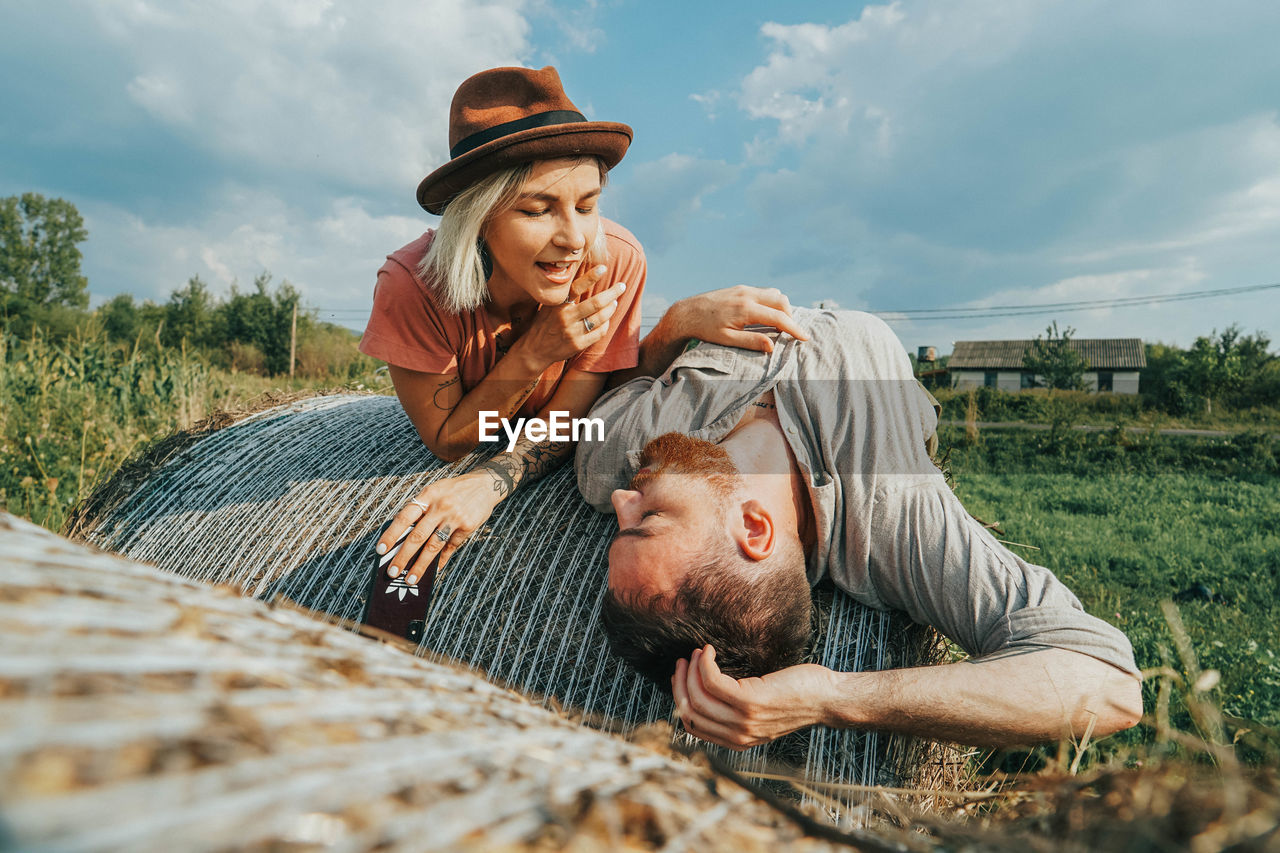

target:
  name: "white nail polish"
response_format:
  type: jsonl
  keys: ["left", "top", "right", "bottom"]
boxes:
{"left": 407, "top": 576, "right": 417, "bottom": 585}
{"left": 388, "top": 567, "right": 399, "bottom": 578}
{"left": 619, "top": 282, "right": 626, "bottom": 292}
{"left": 594, "top": 264, "right": 606, "bottom": 275}
{"left": 375, "top": 543, "right": 387, "bottom": 555}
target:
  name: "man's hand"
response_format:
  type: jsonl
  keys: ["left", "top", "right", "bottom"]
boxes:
{"left": 671, "top": 645, "right": 837, "bottom": 750}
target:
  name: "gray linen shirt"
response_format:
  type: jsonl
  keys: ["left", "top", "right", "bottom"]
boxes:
{"left": 575, "top": 308, "right": 1139, "bottom": 676}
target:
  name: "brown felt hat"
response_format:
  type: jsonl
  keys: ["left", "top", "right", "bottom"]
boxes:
{"left": 417, "top": 66, "right": 632, "bottom": 215}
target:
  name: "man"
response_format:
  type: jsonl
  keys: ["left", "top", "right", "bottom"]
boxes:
{"left": 575, "top": 286, "right": 1143, "bottom": 750}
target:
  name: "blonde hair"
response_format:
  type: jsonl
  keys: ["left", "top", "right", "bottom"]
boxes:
{"left": 420, "top": 158, "right": 610, "bottom": 313}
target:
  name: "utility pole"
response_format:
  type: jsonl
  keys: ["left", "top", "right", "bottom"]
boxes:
{"left": 289, "top": 300, "right": 297, "bottom": 379}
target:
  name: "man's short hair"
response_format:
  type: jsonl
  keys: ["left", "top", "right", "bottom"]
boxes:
{"left": 600, "top": 537, "right": 812, "bottom": 686}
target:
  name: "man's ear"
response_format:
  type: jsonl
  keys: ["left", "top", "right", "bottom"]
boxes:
{"left": 732, "top": 499, "right": 775, "bottom": 562}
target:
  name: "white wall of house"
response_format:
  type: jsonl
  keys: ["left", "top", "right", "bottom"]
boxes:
{"left": 1083, "top": 371, "right": 1141, "bottom": 394}
{"left": 998, "top": 372, "right": 1021, "bottom": 393}
{"left": 950, "top": 370, "right": 1022, "bottom": 390}
{"left": 1114, "top": 372, "right": 1140, "bottom": 394}
{"left": 951, "top": 369, "right": 1141, "bottom": 393}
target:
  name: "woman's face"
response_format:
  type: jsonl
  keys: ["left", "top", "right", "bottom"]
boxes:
{"left": 483, "top": 157, "right": 602, "bottom": 309}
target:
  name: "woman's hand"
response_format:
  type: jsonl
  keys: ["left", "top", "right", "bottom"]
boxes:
{"left": 511, "top": 264, "right": 627, "bottom": 368}
{"left": 377, "top": 471, "right": 506, "bottom": 583}
{"left": 608, "top": 285, "right": 809, "bottom": 387}
{"left": 668, "top": 285, "right": 809, "bottom": 353}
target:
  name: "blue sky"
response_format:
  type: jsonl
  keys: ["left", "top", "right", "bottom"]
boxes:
{"left": 3, "top": 0, "right": 1278, "bottom": 353}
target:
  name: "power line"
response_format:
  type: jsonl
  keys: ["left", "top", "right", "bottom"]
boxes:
{"left": 314, "top": 280, "right": 1280, "bottom": 324}
{"left": 873, "top": 281, "right": 1280, "bottom": 321}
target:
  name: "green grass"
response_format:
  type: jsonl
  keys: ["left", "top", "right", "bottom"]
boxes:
{"left": 948, "top": 464, "right": 1280, "bottom": 750}
{"left": 932, "top": 385, "right": 1280, "bottom": 431}
{"left": 1, "top": 324, "right": 389, "bottom": 531}
{"left": 6, "top": 325, "right": 1276, "bottom": 764}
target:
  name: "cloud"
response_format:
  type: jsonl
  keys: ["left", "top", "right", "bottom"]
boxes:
{"left": 889, "top": 262, "right": 1213, "bottom": 347}
{"left": 689, "top": 91, "right": 721, "bottom": 120}
{"left": 737, "top": 2, "right": 1032, "bottom": 148}
{"left": 84, "top": 0, "right": 532, "bottom": 193}
{"left": 721, "top": 0, "right": 1280, "bottom": 347}
{"left": 527, "top": 0, "right": 606, "bottom": 55}
{"left": 81, "top": 189, "right": 425, "bottom": 326}
{"left": 607, "top": 153, "right": 738, "bottom": 255}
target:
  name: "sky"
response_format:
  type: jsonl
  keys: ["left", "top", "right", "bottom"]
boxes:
{"left": 3, "top": 0, "right": 1279, "bottom": 355}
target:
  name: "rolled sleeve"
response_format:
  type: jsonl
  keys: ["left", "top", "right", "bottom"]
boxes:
{"left": 988, "top": 606, "right": 1140, "bottom": 677}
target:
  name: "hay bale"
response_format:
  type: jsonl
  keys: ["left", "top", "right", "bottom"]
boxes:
{"left": 68, "top": 394, "right": 940, "bottom": 807}
{"left": 0, "top": 513, "right": 874, "bottom": 852}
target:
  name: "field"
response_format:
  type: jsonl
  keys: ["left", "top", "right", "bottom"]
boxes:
{"left": 1, "top": 325, "right": 388, "bottom": 530}
{"left": 6, "top": 327, "right": 1277, "bottom": 746}
{"left": 931, "top": 384, "right": 1280, "bottom": 431}
{"left": 4, "top": 328, "right": 1279, "bottom": 846}
{"left": 952, "top": 467, "right": 1279, "bottom": 734}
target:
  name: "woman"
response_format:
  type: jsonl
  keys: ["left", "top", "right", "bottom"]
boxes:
{"left": 360, "top": 66, "right": 645, "bottom": 585}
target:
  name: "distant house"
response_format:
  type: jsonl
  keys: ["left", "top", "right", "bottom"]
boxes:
{"left": 948, "top": 338, "right": 1146, "bottom": 393}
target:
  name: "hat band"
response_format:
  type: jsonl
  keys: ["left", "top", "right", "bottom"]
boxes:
{"left": 449, "top": 109, "right": 587, "bottom": 159}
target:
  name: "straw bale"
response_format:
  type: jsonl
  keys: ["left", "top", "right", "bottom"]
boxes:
{"left": 2, "top": 513, "right": 884, "bottom": 852}
{"left": 66, "top": 394, "right": 950, "bottom": 813}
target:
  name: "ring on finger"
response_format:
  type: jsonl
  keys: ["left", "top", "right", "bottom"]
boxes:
{"left": 433, "top": 526, "right": 452, "bottom": 542}
{"left": 409, "top": 498, "right": 430, "bottom": 513}
{"left": 583, "top": 317, "right": 595, "bottom": 333}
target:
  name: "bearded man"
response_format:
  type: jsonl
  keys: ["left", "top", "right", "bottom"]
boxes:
{"left": 575, "top": 286, "right": 1142, "bottom": 750}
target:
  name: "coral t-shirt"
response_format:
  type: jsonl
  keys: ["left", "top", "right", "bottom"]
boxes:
{"left": 359, "top": 218, "right": 646, "bottom": 417}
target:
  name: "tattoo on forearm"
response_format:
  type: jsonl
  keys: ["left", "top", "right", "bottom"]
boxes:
{"left": 480, "top": 454, "right": 519, "bottom": 497}
{"left": 518, "top": 439, "right": 571, "bottom": 484}
{"left": 432, "top": 376, "right": 460, "bottom": 410}
{"left": 478, "top": 437, "right": 572, "bottom": 499}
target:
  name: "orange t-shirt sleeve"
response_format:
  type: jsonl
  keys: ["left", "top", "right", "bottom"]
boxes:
{"left": 570, "top": 221, "right": 646, "bottom": 373}
{"left": 358, "top": 243, "right": 461, "bottom": 375}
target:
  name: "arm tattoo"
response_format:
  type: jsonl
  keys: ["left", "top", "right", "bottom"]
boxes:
{"left": 479, "top": 453, "right": 520, "bottom": 497}
{"left": 432, "top": 376, "right": 460, "bottom": 410}
{"left": 478, "top": 437, "right": 572, "bottom": 498}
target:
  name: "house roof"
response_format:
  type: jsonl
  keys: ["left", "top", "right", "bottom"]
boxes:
{"left": 948, "top": 338, "right": 1146, "bottom": 370}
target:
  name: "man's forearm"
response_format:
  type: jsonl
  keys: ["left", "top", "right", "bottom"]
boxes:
{"left": 825, "top": 648, "right": 1143, "bottom": 747}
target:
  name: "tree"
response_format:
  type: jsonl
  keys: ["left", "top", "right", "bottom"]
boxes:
{"left": 1179, "top": 325, "right": 1274, "bottom": 415}
{"left": 0, "top": 193, "right": 89, "bottom": 321}
{"left": 1022, "top": 321, "right": 1087, "bottom": 391}
{"left": 162, "top": 276, "right": 217, "bottom": 349}
{"left": 99, "top": 294, "right": 141, "bottom": 343}
{"left": 217, "top": 273, "right": 303, "bottom": 374}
